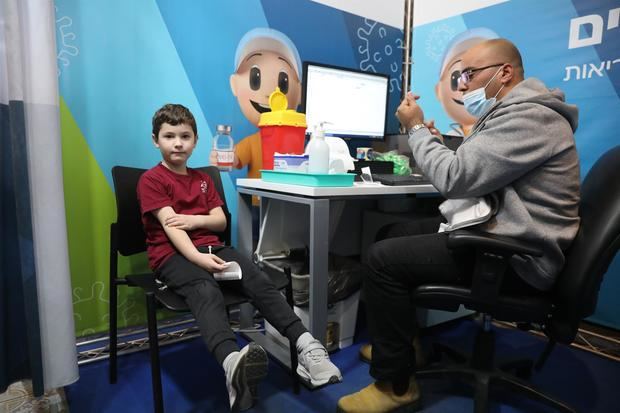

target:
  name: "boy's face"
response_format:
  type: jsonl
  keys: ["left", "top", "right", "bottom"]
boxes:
{"left": 230, "top": 50, "right": 301, "bottom": 127}
{"left": 152, "top": 122, "right": 197, "bottom": 169}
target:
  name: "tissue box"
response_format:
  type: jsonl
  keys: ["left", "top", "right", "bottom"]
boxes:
{"left": 273, "top": 154, "right": 309, "bottom": 172}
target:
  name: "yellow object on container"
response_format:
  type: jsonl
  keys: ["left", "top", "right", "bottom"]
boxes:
{"left": 258, "top": 87, "right": 307, "bottom": 127}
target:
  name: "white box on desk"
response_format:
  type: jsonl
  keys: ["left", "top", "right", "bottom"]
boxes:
{"left": 265, "top": 290, "right": 360, "bottom": 351}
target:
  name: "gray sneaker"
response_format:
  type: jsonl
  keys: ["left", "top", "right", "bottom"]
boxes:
{"left": 226, "top": 343, "right": 268, "bottom": 411}
{"left": 297, "top": 339, "right": 343, "bottom": 387}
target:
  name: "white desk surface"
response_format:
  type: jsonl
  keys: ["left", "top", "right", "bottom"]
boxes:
{"left": 236, "top": 178, "right": 438, "bottom": 197}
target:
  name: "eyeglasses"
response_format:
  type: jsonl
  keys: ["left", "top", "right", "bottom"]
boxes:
{"left": 459, "top": 63, "right": 504, "bottom": 86}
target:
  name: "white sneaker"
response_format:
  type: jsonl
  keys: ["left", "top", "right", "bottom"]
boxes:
{"left": 297, "top": 339, "right": 343, "bottom": 387}
{"left": 226, "top": 343, "right": 268, "bottom": 411}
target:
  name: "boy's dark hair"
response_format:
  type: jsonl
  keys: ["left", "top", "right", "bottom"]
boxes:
{"left": 152, "top": 104, "right": 198, "bottom": 138}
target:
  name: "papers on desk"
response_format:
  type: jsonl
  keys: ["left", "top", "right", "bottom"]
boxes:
{"left": 354, "top": 181, "right": 382, "bottom": 186}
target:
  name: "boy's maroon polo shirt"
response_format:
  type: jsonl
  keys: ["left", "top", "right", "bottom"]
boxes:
{"left": 137, "top": 163, "right": 224, "bottom": 270}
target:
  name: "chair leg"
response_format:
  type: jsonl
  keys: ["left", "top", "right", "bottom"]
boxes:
{"left": 109, "top": 279, "right": 118, "bottom": 384}
{"left": 283, "top": 266, "right": 300, "bottom": 394}
{"left": 289, "top": 337, "right": 300, "bottom": 394}
{"left": 432, "top": 342, "right": 467, "bottom": 364}
{"left": 500, "top": 358, "right": 534, "bottom": 379}
{"left": 535, "top": 339, "right": 556, "bottom": 371}
{"left": 471, "top": 329, "right": 495, "bottom": 371}
{"left": 146, "top": 292, "right": 164, "bottom": 413}
{"left": 497, "top": 373, "right": 576, "bottom": 412}
{"left": 473, "top": 374, "right": 490, "bottom": 413}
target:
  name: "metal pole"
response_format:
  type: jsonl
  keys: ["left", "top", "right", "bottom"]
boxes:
{"left": 401, "top": 0, "right": 414, "bottom": 132}
{"left": 402, "top": 0, "right": 414, "bottom": 99}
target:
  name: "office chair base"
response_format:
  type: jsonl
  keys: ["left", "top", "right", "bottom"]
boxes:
{"left": 417, "top": 327, "right": 575, "bottom": 413}
{"left": 417, "top": 362, "right": 575, "bottom": 413}
{"left": 431, "top": 341, "right": 535, "bottom": 378}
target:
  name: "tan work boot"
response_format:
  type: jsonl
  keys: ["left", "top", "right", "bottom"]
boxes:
{"left": 359, "top": 343, "right": 373, "bottom": 363}
{"left": 359, "top": 337, "right": 427, "bottom": 367}
{"left": 337, "top": 378, "right": 420, "bottom": 413}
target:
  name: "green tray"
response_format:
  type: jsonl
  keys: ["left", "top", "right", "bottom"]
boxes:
{"left": 260, "top": 170, "right": 355, "bottom": 187}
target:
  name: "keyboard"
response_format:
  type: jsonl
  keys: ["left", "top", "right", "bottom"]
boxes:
{"left": 372, "top": 173, "right": 430, "bottom": 186}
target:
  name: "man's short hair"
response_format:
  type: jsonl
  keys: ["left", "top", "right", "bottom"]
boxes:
{"left": 483, "top": 38, "right": 525, "bottom": 78}
{"left": 152, "top": 104, "right": 197, "bottom": 138}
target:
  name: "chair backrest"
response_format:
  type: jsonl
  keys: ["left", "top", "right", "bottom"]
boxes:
{"left": 111, "top": 165, "right": 231, "bottom": 257}
{"left": 112, "top": 166, "right": 148, "bottom": 256}
{"left": 548, "top": 146, "right": 620, "bottom": 343}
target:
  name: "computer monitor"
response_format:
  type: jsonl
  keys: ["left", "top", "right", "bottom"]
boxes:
{"left": 301, "top": 62, "right": 389, "bottom": 140}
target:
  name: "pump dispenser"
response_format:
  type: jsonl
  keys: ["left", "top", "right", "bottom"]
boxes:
{"left": 307, "top": 122, "right": 330, "bottom": 174}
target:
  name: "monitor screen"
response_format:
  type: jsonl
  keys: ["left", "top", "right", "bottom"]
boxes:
{"left": 301, "top": 62, "right": 389, "bottom": 140}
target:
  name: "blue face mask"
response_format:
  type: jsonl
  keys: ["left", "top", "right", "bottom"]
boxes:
{"left": 462, "top": 66, "right": 505, "bottom": 118}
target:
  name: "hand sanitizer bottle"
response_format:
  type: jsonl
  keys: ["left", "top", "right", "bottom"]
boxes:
{"left": 308, "top": 123, "right": 329, "bottom": 174}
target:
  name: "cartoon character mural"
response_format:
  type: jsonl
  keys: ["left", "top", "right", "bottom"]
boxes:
{"left": 210, "top": 28, "right": 302, "bottom": 186}
{"left": 435, "top": 28, "right": 498, "bottom": 137}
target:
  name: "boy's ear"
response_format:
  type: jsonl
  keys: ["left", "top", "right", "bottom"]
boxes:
{"left": 152, "top": 133, "right": 159, "bottom": 147}
{"left": 230, "top": 74, "right": 238, "bottom": 97}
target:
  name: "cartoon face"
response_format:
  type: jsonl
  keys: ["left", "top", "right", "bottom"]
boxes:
{"left": 230, "top": 50, "right": 301, "bottom": 127}
{"left": 435, "top": 52, "right": 478, "bottom": 134}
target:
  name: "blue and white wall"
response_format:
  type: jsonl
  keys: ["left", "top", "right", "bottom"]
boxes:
{"left": 54, "top": 0, "right": 405, "bottom": 335}
{"left": 54, "top": 0, "right": 619, "bottom": 335}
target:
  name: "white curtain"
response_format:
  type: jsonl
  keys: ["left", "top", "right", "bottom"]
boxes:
{"left": 0, "top": 0, "right": 78, "bottom": 392}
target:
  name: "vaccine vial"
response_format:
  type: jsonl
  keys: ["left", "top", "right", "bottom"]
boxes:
{"left": 213, "top": 124, "right": 234, "bottom": 172}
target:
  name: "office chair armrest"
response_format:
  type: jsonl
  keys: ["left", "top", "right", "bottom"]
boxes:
{"left": 447, "top": 229, "right": 543, "bottom": 257}
{"left": 447, "top": 230, "right": 542, "bottom": 307}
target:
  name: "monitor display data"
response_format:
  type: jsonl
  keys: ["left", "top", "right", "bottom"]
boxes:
{"left": 302, "top": 62, "right": 389, "bottom": 140}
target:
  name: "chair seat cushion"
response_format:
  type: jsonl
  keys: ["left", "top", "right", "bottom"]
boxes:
{"left": 415, "top": 285, "right": 553, "bottom": 323}
{"left": 125, "top": 268, "right": 290, "bottom": 312}
{"left": 125, "top": 273, "right": 189, "bottom": 311}
{"left": 125, "top": 273, "right": 158, "bottom": 292}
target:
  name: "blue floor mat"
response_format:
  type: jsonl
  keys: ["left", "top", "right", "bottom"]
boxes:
{"left": 66, "top": 316, "right": 620, "bottom": 413}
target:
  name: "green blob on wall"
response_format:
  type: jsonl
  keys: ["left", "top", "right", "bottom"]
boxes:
{"left": 60, "top": 97, "right": 176, "bottom": 337}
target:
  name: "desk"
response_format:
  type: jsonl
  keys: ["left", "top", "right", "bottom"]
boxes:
{"left": 237, "top": 178, "right": 438, "bottom": 366}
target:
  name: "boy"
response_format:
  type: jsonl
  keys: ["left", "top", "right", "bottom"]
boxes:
{"left": 137, "top": 104, "right": 342, "bottom": 411}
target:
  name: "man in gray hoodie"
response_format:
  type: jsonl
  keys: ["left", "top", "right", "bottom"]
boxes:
{"left": 338, "top": 39, "right": 580, "bottom": 413}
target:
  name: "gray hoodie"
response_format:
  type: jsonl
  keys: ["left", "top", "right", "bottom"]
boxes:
{"left": 409, "top": 78, "right": 580, "bottom": 290}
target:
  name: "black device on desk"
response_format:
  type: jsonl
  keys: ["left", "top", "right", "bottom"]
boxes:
{"left": 372, "top": 173, "right": 430, "bottom": 186}
{"left": 352, "top": 160, "right": 394, "bottom": 174}
{"left": 351, "top": 160, "right": 394, "bottom": 182}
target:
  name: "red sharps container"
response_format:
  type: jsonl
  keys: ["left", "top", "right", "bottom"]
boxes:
{"left": 258, "top": 87, "right": 307, "bottom": 170}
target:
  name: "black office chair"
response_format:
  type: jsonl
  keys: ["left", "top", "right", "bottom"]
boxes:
{"left": 414, "top": 146, "right": 620, "bottom": 413}
{"left": 108, "top": 165, "right": 299, "bottom": 413}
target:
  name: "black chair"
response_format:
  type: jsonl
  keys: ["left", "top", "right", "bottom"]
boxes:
{"left": 414, "top": 146, "right": 620, "bottom": 413}
{"left": 108, "top": 165, "right": 299, "bottom": 413}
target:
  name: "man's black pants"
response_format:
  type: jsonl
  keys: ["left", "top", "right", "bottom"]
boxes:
{"left": 364, "top": 216, "right": 539, "bottom": 382}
